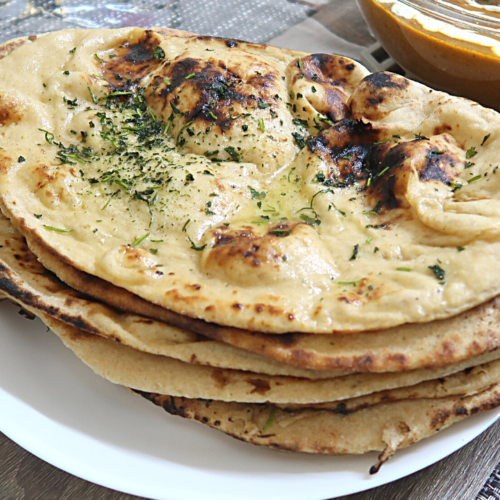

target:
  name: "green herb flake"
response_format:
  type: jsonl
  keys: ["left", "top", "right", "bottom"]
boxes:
{"left": 428, "top": 264, "right": 445, "bottom": 280}
{"left": 185, "top": 73, "right": 196, "bottom": 79}
{"left": 457, "top": 246, "right": 465, "bottom": 252}
{"left": 481, "top": 134, "right": 491, "bottom": 146}
{"left": 188, "top": 237, "right": 207, "bottom": 251}
{"left": 131, "top": 232, "right": 150, "bottom": 247}
{"left": 258, "top": 101, "right": 271, "bottom": 109}
{"left": 34, "top": 214, "right": 43, "bottom": 219}
{"left": 87, "top": 86, "right": 97, "bottom": 104}
{"left": 225, "top": 146, "right": 241, "bottom": 162}
{"left": 333, "top": 280, "right": 361, "bottom": 286}
{"left": 263, "top": 407, "right": 276, "bottom": 431}
{"left": 248, "top": 186, "right": 266, "bottom": 199}
{"left": 259, "top": 118, "right": 265, "bottom": 132}
{"left": 18, "top": 156, "right": 26, "bottom": 163}
{"left": 176, "top": 120, "right": 194, "bottom": 146}
{"left": 468, "top": 175, "right": 481, "bottom": 184}
{"left": 153, "top": 46, "right": 166, "bottom": 59}
{"left": 43, "top": 225, "right": 72, "bottom": 233}
{"left": 466, "top": 146, "right": 477, "bottom": 159}
{"left": 396, "top": 267, "right": 412, "bottom": 272}
{"left": 300, "top": 214, "right": 321, "bottom": 226}
{"left": 298, "top": 57, "right": 303, "bottom": 70}
{"left": 349, "top": 244, "right": 359, "bottom": 261}
{"left": 149, "top": 248, "right": 158, "bottom": 255}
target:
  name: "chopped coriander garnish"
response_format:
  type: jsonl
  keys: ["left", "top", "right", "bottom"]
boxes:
{"left": 176, "top": 120, "right": 194, "bottom": 146}
{"left": 271, "top": 228, "right": 292, "bottom": 235}
{"left": 468, "top": 175, "right": 481, "bottom": 184}
{"left": 153, "top": 46, "right": 166, "bottom": 59}
{"left": 464, "top": 162, "right": 475, "bottom": 169}
{"left": 298, "top": 57, "right": 303, "bottom": 70}
{"left": 457, "top": 246, "right": 465, "bottom": 252}
{"left": 248, "top": 186, "right": 266, "bottom": 199}
{"left": 18, "top": 156, "right": 25, "bottom": 163}
{"left": 34, "top": 214, "right": 43, "bottom": 219}
{"left": 87, "top": 86, "right": 97, "bottom": 104}
{"left": 43, "top": 225, "right": 72, "bottom": 233}
{"left": 311, "top": 86, "right": 316, "bottom": 93}
{"left": 363, "top": 202, "right": 382, "bottom": 215}
{"left": 300, "top": 214, "right": 321, "bottom": 225}
{"left": 428, "top": 264, "right": 445, "bottom": 280}
{"left": 151, "top": 239, "right": 164, "bottom": 243}
{"left": 225, "top": 146, "right": 241, "bottom": 162}
{"left": 188, "top": 237, "right": 207, "bottom": 251}
{"left": 99, "top": 91, "right": 133, "bottom": 100}
{"left": 259, "top": 118, "right": 265, "bottom": 131}
{"left": 396, "top": 267, "right": 412, "bottom": 272}
{"left": 482, "top": 134, "right": 491, "bottom": 146}
{"left": 349, "top": 244, "right": 359, "bottom": 261}
{"left": 466, "top": 146, "right": 477, "bottom": 159}
{"left": 149, "top": 248, "right": 158, "bottom": 255}
{"left": 131, "top": 232, "right": 150, "bottom": 247}
{"left": 258, "top": 101, "right": 271, "bottom": 109}
{"left": 69, "top": 47, "right": 76, "bottom": 54}
{"left": 263, "top": 407, "right": 275, "bottom": 431}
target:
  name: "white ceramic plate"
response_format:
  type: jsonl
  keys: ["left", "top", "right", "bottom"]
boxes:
{"left": 1, "top": 299, "right": 499, "bottom": 500}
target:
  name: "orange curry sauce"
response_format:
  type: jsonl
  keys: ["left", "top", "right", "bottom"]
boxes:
{"left": 357, "top": 0, "right": 500, "bottom": 111}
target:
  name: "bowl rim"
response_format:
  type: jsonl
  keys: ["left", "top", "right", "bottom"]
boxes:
{"left": 381, "top": 0, "right": 500, "bottom": 33}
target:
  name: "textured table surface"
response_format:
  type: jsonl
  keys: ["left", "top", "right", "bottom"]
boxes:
{"left": 1, "top": 1, "right": 500, "bottom": 499}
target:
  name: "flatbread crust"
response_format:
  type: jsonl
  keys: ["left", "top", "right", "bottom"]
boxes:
{"left": 22, "top": 227, "right": 500, "bottom": 373}
{"left": 7, "top": 294, "right": 500, "bottom": 408}
{"left": 134, "top": 385, "right": 500, "bottom": 468}
{"left": 1, "top": 28, "right": 500, "bottom": 333}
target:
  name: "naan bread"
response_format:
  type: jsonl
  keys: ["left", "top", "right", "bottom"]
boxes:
{"left": 1, "top": 28, "right": 500, "bottom": 333}
{"left": 0, "top": 216, "right": 341, "bottom": 379}
{"left": 134, "top": 385, "right": 500, "bottom": 469}
{"left": 6, "top": 299, "right": 500, "bottom": 405}
{"left": 21, "top": 229, "right": 500, "bottom": 373}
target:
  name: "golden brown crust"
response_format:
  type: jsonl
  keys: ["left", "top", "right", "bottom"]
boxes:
{"left": 18, "top": 220, "right": 500, "bottom": 374}
{"left": 133, "top": 384, "right": 500, "bottom": 460}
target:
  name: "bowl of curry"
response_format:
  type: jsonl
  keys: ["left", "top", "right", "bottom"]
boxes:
{"left": 356, "top": 0, "right": 500, "bottom": 111}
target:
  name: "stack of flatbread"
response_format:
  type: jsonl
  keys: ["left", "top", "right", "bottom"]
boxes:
{"left": 1, "top": 26, "right": 500, "bottom": 472}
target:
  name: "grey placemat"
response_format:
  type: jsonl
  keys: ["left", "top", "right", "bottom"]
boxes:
{"left": 0, "top": 0, "right": 319, "bottom": 44}
{"left": 478, "top": 468, "right": 500, "bottom": 500}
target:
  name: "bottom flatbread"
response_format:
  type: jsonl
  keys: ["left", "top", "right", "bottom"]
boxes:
{"left": 133, "top": 386, "right": 500, "bottom": 472}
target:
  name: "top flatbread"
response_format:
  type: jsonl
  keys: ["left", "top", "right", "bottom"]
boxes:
{"left": 1, "top": 27, "right": 500, "bottom": 333}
